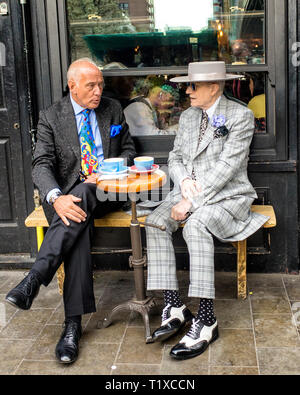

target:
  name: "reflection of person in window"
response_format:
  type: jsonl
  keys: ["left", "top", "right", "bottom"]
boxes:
{"left": 248, "top": 75, "right": 266, "bottom": 132}
{"left": 124, "top": 84, "right": 178, "bottom": 136}
{"left": 231, "top": 41, "right": 251, "bottom": 65}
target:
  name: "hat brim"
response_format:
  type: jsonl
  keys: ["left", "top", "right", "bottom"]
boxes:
{"left": 170, "top": 74, "right": 244, "bottom": 83}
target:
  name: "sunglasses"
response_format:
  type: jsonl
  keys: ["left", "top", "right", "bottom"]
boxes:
{"left": 187, "top": 82, "right": 198, "bottom": 91}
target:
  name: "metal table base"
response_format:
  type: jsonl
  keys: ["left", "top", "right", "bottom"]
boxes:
{"left": 97, "top": 200, "right": 164, "bottom": 343}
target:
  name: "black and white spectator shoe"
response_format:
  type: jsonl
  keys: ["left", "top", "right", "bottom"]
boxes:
{"left": 151, "top": 304, "right": 194, "bottom": 343}
{"left": 170, "top": 319, "right": 219, "bottom": 360}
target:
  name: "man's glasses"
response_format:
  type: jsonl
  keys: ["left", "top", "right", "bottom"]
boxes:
{"left": 187, "top": 82, "right": 197, "bottom": 91}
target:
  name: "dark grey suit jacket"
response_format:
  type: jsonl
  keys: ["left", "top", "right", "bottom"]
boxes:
{"left": 32, "top": 94, "right": 136, "bottom": 222}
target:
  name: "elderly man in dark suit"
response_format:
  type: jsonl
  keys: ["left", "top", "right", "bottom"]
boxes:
{"left": 5, "top": 58, "right": 136, "bottom": 364}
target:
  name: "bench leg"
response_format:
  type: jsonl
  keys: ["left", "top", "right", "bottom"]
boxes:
{"left": 36, "top": 226, "right": 44, "bottom": 251}
{"left": 237, "top": 239, "right": 247, "bottom": 299}
{"left": 56, "top": 264, "right": 65, "bottom": 296}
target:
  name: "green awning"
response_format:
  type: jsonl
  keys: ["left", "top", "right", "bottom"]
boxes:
{"left": 83, "top": 29, "right": 217, "bottom": 61}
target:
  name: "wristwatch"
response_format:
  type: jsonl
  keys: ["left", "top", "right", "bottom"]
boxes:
{"left": 49, "top": 191, "right": 63, "bottom": 206}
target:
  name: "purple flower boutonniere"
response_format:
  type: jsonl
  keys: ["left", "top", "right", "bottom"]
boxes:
{"left": 212, "top": 115, "right": 228, "bottom": 139}
{"left": 110, "top": 124, "right": 122, "bottom": 138}
{"left": 212, "top": 114, "right": 226, "bottom": 128}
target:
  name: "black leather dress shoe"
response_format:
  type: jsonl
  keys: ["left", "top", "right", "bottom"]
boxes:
{"left": 5, "top": 271, "right": 40, "bottom": 310}
{"left": 55, "top": 320, "right": 82, "bottom": 364}
{"left": 151, "top": 304, "right": 194, "bottom": 343}
{"left": 170, "top": 319, "right": 219, "bottom": 360}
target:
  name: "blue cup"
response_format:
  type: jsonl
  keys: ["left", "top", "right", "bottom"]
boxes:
{"left": 101, "top": 158, "right": 124, "bottom": 173}
{"left": 134, "top": 156, "right": 154, "bottom": 171}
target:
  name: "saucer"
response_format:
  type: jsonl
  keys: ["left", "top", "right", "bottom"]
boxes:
{"left": 99, "top": 166, "right": 128, "bottom": 175}
{"left": 129, "top": 164, "right": 159, "bottom": 174}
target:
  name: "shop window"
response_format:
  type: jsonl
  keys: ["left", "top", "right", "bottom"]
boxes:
{"left": 103, "top": 72, "right": 266, "bottom": 136}
{"left": 67, "top": 0, "right": 265, "bottom": 67}
{"left": 65, "top": 0, "right": 286, "bottom": 160}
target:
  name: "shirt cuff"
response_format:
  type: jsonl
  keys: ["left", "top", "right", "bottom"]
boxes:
{"left": 46, "top": 188, "right": 62, "bottom": 204}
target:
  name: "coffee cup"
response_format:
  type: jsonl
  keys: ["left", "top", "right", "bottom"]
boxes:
{"left": 101, "top": 157, "right": 124, "bottom": 173}
{"left": 134, "top": 156, "right": 154, "bottom": 171}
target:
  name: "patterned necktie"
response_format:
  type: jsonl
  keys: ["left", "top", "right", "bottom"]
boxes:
{"left": 192, "top": 110, "right": 209, "bottom": 181}
{"left": 79, "top": 109, "right": 99, "bottom": 178}
{"left": 198, "top": 110, "right": 209, "bottom": 145}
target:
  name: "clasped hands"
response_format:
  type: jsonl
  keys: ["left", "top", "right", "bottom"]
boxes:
{"left": 53, "top": 174, "right": 97, "bottom": 226}
{"left": 171, "top": 178, "right": 201, "bottom": 221}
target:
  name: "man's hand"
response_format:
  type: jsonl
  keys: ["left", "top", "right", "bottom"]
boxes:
{"left": 181, "top": 178, "right": 202, "bottom": 200}
{"left": 84, "top": 173, "right": 98, "bottom": 184}
{"left": 53, "top": 195, "right": 87, "bottom": 226}
{"left": 171, "top": 199, "right": 193, "bottom": 221}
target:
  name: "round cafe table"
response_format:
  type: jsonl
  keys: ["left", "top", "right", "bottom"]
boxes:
{"left": 96, "top": 168, "right": 167, "bottom": 343}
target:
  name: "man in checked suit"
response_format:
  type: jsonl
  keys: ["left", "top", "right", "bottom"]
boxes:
{"left": 5, "top": 58, "right": 136, "bottom": 363}
{"left": 146, "top": 61, "right": 269, "bottom": 360}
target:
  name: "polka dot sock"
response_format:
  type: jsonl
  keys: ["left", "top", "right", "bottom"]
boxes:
{"left": 163, "top": 290, "right": 184, "bottom": 308}
{"left": 196, "top": 298, "right": 216, "bottom": 327}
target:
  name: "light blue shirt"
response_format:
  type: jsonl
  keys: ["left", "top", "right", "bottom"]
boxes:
{"left": 46, "top": 95, "right": 104, "bottom": 203}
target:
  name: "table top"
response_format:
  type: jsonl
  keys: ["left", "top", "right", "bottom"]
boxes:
{"left": 96, "top": 169, "right": 167, "bottom": 194}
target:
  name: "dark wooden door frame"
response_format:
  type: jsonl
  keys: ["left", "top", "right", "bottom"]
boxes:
{"left": 0, "top": 0, "right": 35, "bottom": 261}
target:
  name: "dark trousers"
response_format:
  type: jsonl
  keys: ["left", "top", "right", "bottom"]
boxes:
{"left": 33, "top": 182, "right": 122, "bottom": 317}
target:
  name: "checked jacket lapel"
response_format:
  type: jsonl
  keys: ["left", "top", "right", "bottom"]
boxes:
{"left": 193, "top": 95, "right": 228, "bottom": 160}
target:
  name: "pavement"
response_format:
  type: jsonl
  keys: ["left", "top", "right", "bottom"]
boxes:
{"left": 0, "top": 269, "right": 300, "bottom": 375}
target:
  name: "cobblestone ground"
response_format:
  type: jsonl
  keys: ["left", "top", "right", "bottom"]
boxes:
{"left": 0, "top": 270, "right": 300, "bottom": 375}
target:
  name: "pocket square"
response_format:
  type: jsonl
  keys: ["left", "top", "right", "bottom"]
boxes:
{"left": 214, "top": 126, "right": 229, "bottom": 139}
{"left": 110, "top": 124, "right": 122, "bottom": 138}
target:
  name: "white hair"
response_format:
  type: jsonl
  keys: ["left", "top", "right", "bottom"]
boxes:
{"left": 67, "top": 58, "right": 100, "bottom": 83}
{"left": 218, "top": 81, "right": 225, "bottom": 93}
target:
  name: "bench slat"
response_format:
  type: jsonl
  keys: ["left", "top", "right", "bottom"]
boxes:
{"left": 24, "top": 206, "right": 147, "bottom": 228}
{"left": 25, "top": 204, "right": 276, "bottom": 229}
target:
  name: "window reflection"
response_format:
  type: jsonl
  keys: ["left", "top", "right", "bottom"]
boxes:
{"left": 103, "top": 72, "right": 266, "bottom": 136}
{"left": 67, "top": 0, "right": 265, "bottom": 66}
{"left": 225, "top": 72, "right": 266, "bottom": 133}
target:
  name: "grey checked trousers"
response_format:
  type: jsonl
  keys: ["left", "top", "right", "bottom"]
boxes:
{"left": 146, "top": 199, "right": 216, "bottom": 299}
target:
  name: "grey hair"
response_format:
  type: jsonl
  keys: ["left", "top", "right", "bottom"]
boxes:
{"left": 67, "top": 58, "right": 100, "bottom": 83}
{"left": 218, "top": 81, "right": 225, "bottom": 93}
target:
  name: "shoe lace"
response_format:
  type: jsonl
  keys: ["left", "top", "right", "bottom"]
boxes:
{"left": 63, "top": 321, "right": 81, "bottom": 342}
{"left": 186, "top": 319, "right": 202, "bottom": 339}
{"left": 161, "top": 304, "right": 171, "bottom": 321}
{"left": 19, "top": 272, "right": 39, "bottom": 297}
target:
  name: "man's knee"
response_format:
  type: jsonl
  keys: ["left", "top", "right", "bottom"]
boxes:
{"left": 182, "top": 216, "right": 208, "bottom": 238}
{"left": 71, "top": 182, "right": 96, "bottom": 198}
{"left": 146, "top": 210, "right": 167, "bottom": 228}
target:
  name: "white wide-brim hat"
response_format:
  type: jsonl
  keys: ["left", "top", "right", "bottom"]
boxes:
{"left": 170, "top": 61, "right": 243, "bottom": 83}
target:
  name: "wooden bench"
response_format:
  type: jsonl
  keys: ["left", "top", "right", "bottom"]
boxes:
{"left": 25, "top": 204, "right": 276, "bottom": 299}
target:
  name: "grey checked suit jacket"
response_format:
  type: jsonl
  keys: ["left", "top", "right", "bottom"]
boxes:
{"left": 166, "top": 94, "right": 268, "bottom": 242}
{"left": 32, "top": 94, "right": 136, "bottom": 222}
